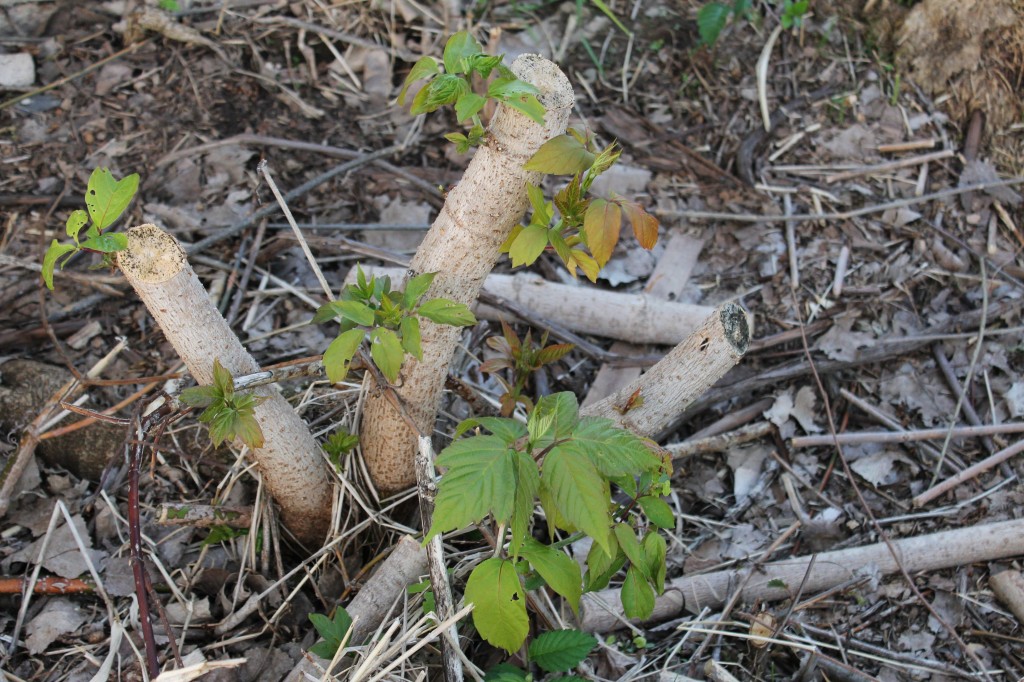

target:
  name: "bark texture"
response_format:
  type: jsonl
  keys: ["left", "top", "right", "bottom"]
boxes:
{"left": 118, "top": 224, "right": 333, "bottom": 545}
{"left": 581, "top": 304, "right": 750, "bottom": 435}
{"left": 360, "top": 54, "right": 574, "bottom": 494}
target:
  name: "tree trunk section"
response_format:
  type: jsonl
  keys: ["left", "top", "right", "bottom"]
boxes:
{"left": 117, "top": 224, "right": 333, "bottom": 545}
{"left": 359, "top": 54, "right": 574, "bottom": 495}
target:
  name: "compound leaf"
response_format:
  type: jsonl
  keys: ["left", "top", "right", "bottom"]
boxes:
{"left": 521, "top": 537, "right": 582, "bottom": 614}
{"left": 465, "top": 558, "right": 528, "bottom": 653}
{"left": 324, "top": 328, "right": 365, "bottom": 383}
{"left": 528, "top": 629, "right": 596, "bottom": 673}
{"left": 568, "top": 417, "right": 662, "bottom": 477}
{"left": 85, "top": 167, "right": 139, "bottom": 231}
{"left": 454, "top": 416, "right": 528, "bottom": 443}
{"left": 427, "top": 435, "right": 515, "bottom": 538}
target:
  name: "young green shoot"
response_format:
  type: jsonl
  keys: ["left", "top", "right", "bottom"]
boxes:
{"left": 179, "top": 359, "right": 267, "bottom": 449}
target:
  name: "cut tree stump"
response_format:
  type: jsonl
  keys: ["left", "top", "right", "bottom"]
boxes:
{"left": 581, "top": 233, "right": 704, "bottom": 406}
{"left": 117, "top": 224, "right": 333, "bottom": 546}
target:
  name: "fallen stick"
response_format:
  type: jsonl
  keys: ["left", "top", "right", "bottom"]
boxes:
{"left": 346, "top": 266, "right": 715, "bottom": 346}
{"left": 576, "top": 517, "right": 1024, "bottom": 632}
{"left": 283, "top": 535, "right": 428, "bottom": 682}
{"left": 824, "top": 149, "right": 954, "bottom": 183}
{"left": 156, "top": 504, "right": 253, "bottom": 529}
{"left": 117, "top": 224, "right": 333, "bottom": 545}
{"left": 912, "top": 439, "right": 1024, "bottom": 507}
{"left": 791, "top": 422, "right": 1024, "bottom": 448}
{"left": 581, "top": 304, "right": 749, "bottom": 436}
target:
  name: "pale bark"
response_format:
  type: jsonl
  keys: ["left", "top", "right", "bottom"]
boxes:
{"left": 117, "top": 224, "right": 333, "bottom": 545}
{"left": 577, "top": 517, "right": 1024, "bottom": 632}
{"left": 581, "top": 304, "right": 750, "bottom": 436}
{"left": 345, "top": 266, "right": 715, "bottom": 345}
{"left": 359, "top": 54, "right": 575, "bottom": 494}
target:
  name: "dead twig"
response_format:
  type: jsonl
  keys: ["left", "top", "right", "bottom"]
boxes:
{"left": 790, "top": 422, "right": 1024, "bottom": 447}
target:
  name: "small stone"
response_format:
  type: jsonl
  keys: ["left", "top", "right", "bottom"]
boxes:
{"left": 0, "top": 53, "right": 35, "bottom": 88}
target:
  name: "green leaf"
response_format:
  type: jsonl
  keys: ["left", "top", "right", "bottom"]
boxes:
{"left": 697, "top": 2, "right": 731, "bottom": 46}
{"left": 336, "top": 300, "right": 375, "bottom": 326}
{"left": 487, "top": 77, "right": 540, "bottom": 100}
{"left": 642, "top": 531, "right": 667, "bottom": 593}
{"left": 568, "top": 417, "right": 662, "bottom": 477}
{"left": 180, "top": 385, "right": 218, "bottom": 408}
{"left": 637, "top": 496, "right": 675, "bottom": 530}
{"left": 542, "top": 445, "right": 613, "bottom": 554}
{"left": 65, "top": 210, "right": 89, "bottom": 243}
{"left": 308, "top": 607, "right": 354, "bottom": 659}
{"left": 85, "top": 168, "right": 139, "bottom": 231}
{"left": 415, "top": 73, "right": 470, "bottom": 114}
{"left": 509, "top": 450, "right": 540, "bottom": 557}
{"left": 589, "top": 0, "right": 632, "bottom": 35}
{"left": 443, "top": 31, "right": 483, "bottom": 74}
{"left": 509, "top": 223, "right": 548, "bottom": 267}
{"left": 454, "top": 416, "right": 528, "bottom": 443}
{"left": 521, "top": 538, "right": 582, "bottom": 614}
{"left": 528, "top": 629, "right": 597, "bottom": 673}
{"left": 427, "top": 436, "right": 515, "bottom": 539}
{"left": 79, "top": 232, "right": 128, "bottom": 253}
{"left": 455, "top": 92, "right": 487, "bottom": 122}
{"left": 465, "top": 558, "right": 528, "bottom": 653}
{"left": 403, "top": 271, "right": 436, "bottom": 308}
{"left": 398, "top": 56, "right": 440, "bottom": 105}
{"left": 503, "top": 93, "right": 546, "bottom": 126}
{"left": 620, "top": 564, "right": 655, "bottom": 619}
{"left": 211, "top": 359, "right": 234, "bottom": 396}
{"left": 583, "top": 198, "right": 621, "bottom": 268}
{"left": 400, "top": 315, "right": 422, "bottom": 360}
{"left": 583, "top": 540, "right": 626, "bottom": 592}
{"left": 533, "top": 392, "right": 579, "bottom": 439}
{"left": 231, "top": 407, "right": 266, "bottom": 449}
{"left": 41, "top": 240, "right": 78, "bottom": 291}
{"left": 324, "top": 429, "right": 360, "bottom": 458}
{"left": 370, "top": 327, "right": 404, "bottom": 382}
{"left": 613, "top": 523, "right": 648, "bottom": 580}
{"left": 445, "top": 132, "right": 471, "bottom": 154}
{"left": 417, "top": 298, "right": 477, "bottom": 326}
{"left": 526, "top": 183, "right": 551, "bottom": 224}
{"left": 324, "top": 328, "right": 366, "bottom": 383}
{"left": 484, "top": 663, "right": 528, "bottom": 682}
{"left": 524, "top": 135, "right": 596, "bottom": 176}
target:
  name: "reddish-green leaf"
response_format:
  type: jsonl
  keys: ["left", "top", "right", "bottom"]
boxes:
{"left": 534, "top": 343, "right": 574, "bottom": 366}
{"left": 524, "top": 135, "right": 596, "bottom": 176}
{"left": 509, "top": 223, "right": 548, "bottom": 267}
{"left": 571, "top": 250, "right": 600, "bottom": 283}
{"left": 583, "top": 199, "right": 621, "bottom": 267}
{"left": 85, "top": 168, "right": 139, "bottom": 231}
{"left": 465, "top": 558, "right": 528, "bottom": 653}
{"left": 621, "top": 201, "right": 659, "bottom": 249}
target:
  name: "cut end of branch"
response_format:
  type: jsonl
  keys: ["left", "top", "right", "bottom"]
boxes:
{"left": 719, "top": 303, "right": 750, "bottom": 355}
{"left": 117, "top": 223, "right": 187, "bottom": 284}
{"left": 510, "top": 53, "right": 574, "bottom": 112}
